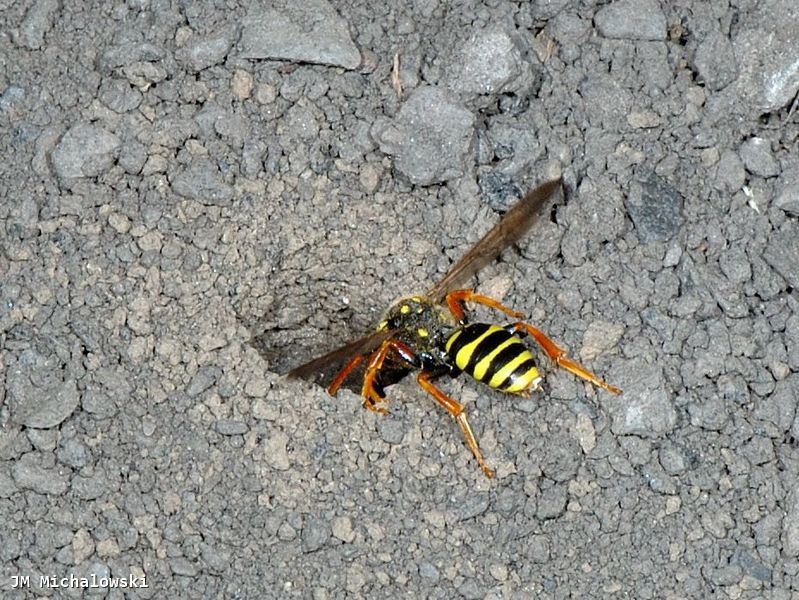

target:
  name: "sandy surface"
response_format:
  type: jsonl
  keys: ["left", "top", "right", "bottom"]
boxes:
{"left": 2, "top": 0, "right": 799, "bottom": 598}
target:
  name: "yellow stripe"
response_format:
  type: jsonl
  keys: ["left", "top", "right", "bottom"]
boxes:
{"left": 473, "top": 337, "right": 517, "bottom": 381}
{"left": 445, "top": 329, "right": 461, "bottom": 353}
{"left": 454, "top": 327, "right": 500, "bottom": 371}
{"left": 488, "top": 350, "right": 533, "bottom": 388}
{"left": 504, "top": 365, "right": 541, "bottom": 393}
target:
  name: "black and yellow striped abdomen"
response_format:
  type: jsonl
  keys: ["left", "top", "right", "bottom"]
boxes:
{"left": 444, "top": 323, "right": 541, "bottom": 393}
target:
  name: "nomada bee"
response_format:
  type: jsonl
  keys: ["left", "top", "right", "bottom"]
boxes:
{"left": 288, "top": 178, "right": 621, "bottom": 477}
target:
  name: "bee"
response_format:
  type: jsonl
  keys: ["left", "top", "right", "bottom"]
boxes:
{"left": 287, "top": 178, "right": 621, "bottom": 477}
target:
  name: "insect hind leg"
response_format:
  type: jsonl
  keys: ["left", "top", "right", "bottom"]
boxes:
{"left": 417, "top": 372, "right": 494, "bottom": 478}
{"left": 510, "top": 322, "right": 622, "bottom": 395}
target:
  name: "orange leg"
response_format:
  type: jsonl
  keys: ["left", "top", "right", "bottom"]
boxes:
{"left": 511, "top": 322, "right": 622, "bottom": 395}
{"left": 361, "top": 339, "right": 418, "bottom": 414}
{"left": 445, "top": 288, "right": 524, "bottom": 323}
{"left": 328, "top": 354, "right": 365, "bottom": 396}
{"left": 417, "top": 372, "right": 494, "bottom": 478}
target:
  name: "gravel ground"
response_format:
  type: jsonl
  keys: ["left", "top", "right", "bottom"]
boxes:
{"left": 2, "top": 0, "right": 799, "bottom": 598}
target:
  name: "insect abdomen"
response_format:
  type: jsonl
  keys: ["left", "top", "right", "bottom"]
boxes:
{"left": 445, "top": 323, "right": 541, "bottom": 393}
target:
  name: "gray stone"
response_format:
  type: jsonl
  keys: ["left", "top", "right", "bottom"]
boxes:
{"left": 277, "top": 522, "right": 296, "bottom": 541}
{"left": 536, "top": 485, "right": 567, "bottom": 520}
{"left": 552, "top": 12, "right": 592, "bottom": 49}
{"left": 458, "top": 492, "right": 489, "bottom": 520}
{"left": 284, "top": 104, "right": 320, "bottom": 141}
{"left": 625, "top": 173, "right": 684, "bottom": 243}
{"left": 242, "top": 137, "right": 266, "bottom": 177}
{"left": 739, "top": 137, "right": 779, "bottom": 178}
{"left": 580, "top": 321, "right": 625, "bottom": 362}
{"left": 719, "top": 246, "right": 752, "bottom": 284}
{"left": 528, "top": 535, "right": 550, "bottom": 562}
{"left": 72, "top": 472, "right": 109, "bottom": 500}
{"left": 12, "top": 452, "right": 69, "bottom": 495}
{"left": 118, "top": 140, "right": 147, "bottom": 175}
{"left": 607, "top": 358, "right": 677, "bottom": 436}
{"left": 742, "top": 436, "right": 775, "bottom": 466}
{"left": 787, "top": 316, "right": 799, "bottom": 372}
{"left": 177, "top": 33, "right": 233, "bottom": 73}
{"left": 729, "top": 0, "right": 799, "bottom": 112}
{"left": 169, "top": 557, "right": 198, "bottom": 576}
{"left": 783, "top": 482, "right": 799, "bottom": 556}
{"left": 459, "top": 580, "right": 484, "bottom": 600}
{"left": 483, "top": 116, "right": 543, "bottom": 177}
{"left": 764, "top": 221, "right": 799, "bottom": 288}
{"left": 264, "top": 430, "right": 290, "bottom": 471}
{"left": 774, "top": 170, "right": 799, "bottom": 216}
{"left": 194, "top": 104, "right": 227, "bottom": 138}
{"left": 98, "top": 42, "right": 165, "bottom": 72}
{"left": 52, "top": 124, "right": 121, "bottom": 182}
{"left": 215, "top": 420, "right": 249, "bottom": 435}
{"left": 27, "top": 429, "right": 57, "bottom": 453}
{"left": 239, "top": 0, "right": 361, "bottom": 70}
{"left": 377, "top": 418, "right": 405, "bottom": 444}
{"left": 302, "top": 518, "right": 331, "bottom": 552}
{"left": 215, "top": 112, "right": 250, "bottom": 149}
{"left": 186, "top": 366, "right": 221, "bottom": 397}
{"left": 201, "top": 542, "right": 230, "bottom": 573}
{"left": 731, "top": 547, "right": 772, "bottom": 582}
{"left": 658, "top": 442, "right": 688, "bottom": 475}
{"left": 75, "top": 562, "right": 111, "bottom": 586}
{"left": 714, "top": 150, "right": 745, "bottom": 192}
{"left": 531, "top": 0, "right": 571, "bottom": 19}
{"left": 0, "top": 86, "right": 26, "bottom": 114}
{"left": 8, "top": 373, "right": 79, "bottom": 429}
{"left": 56, "top": 437, "right": 92, "bottom": 469}
{"left": 171, "top": 162, "right": 234, "bottom": 206}
{"left": 99, "top": 79, "right": 142, "bottom": 113}
{"left": 122, "top": 61, "right": 167, "bottom": 87}
{"left": 688, "top": 396, "right": 729, "bottom": 431}
{"left": 478, "top": 172, "right": 523, "bottom": 211}
{"left": 12, "top": 0, "right": 58, "bottom": 50}
{"left": 706, "top": 564, "right": 742, "bottom": 585}
{"left": 594, "top": 0, "right": 667, "bottom": 41}
{"left": 693, "top": 29, "right": 737, "bottom": 91}
{"left": 419, "top": 561, "right": 440, "bottom": 582}
{"left": 9, "top": 195, "right": 38, "bottom": 238}
{"left": 643, "top": 463, "right": 677, "bottom": 495}
{"left": 372, "top": 86, "right": 475, "bottom": 185}
{"left": 331, "top": 516, "right": 355, "bottom": 543}
{"left": 540, "top": 439, "right": 580, "bottom": 483}
{"left": 81, "top": 387, "right": 117, "bottom": 418}
{"left": 579, "top": 75, "right": 633, "bottom": 128}
{"left": 444, "top": 26, "right": 532, "bottom": 97}
{"left": 0, "top": 467, "right": 20, "bottom": 499}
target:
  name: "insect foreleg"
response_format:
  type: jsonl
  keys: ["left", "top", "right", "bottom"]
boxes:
{"left": 361, "top": 339, "right": 420, "bottom": 414}
{"left": 328, "top": 354, "right": 366, "bottom": 396}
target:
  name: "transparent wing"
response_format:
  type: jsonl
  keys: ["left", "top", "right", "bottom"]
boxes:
{"left": 427, "top": 178, "right": 563, "bottom": 301}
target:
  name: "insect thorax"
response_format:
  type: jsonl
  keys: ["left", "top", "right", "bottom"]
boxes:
{"left": 378, "top": 295, "right": 457, "bottom": 358}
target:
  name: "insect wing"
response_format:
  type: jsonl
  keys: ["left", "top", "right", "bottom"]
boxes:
{"left": 285, "top": 328, "right": 394, "bottom": 380}
{"left": 427, "top": 178, "right": 563, "bottom": 301}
